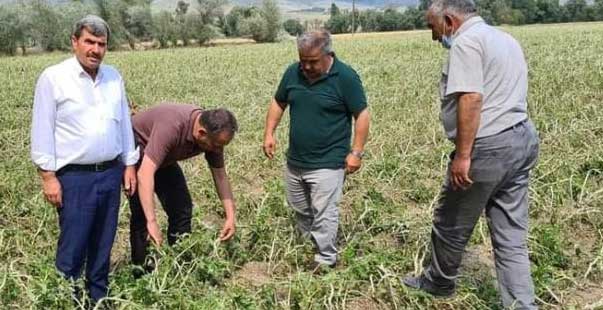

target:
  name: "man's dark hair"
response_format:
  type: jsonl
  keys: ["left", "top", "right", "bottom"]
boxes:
{"left": 200, "top": 108, "right": 239, "bottom": 137}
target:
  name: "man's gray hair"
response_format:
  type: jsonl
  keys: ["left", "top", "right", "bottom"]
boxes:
{"left": 297, "top": 30, "right": 333, "bottom": 54}
{"left": 429, "top": 0, "right": 477, "bottom": 19}
{"left": 200, "top": 108, "right": 239, "bottom": 137}
{"left": 72, "top": 15, "right": 111, "bottom": 39}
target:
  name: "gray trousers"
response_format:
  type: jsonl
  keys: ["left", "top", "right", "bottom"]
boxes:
{"left": 285, "top": 165, "right": 345, "bottom": 265}
{"left": 424, "top": 120, "right": 539, "bottom": 310}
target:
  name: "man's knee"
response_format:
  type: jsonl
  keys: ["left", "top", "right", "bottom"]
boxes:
{"left": 492, "top": 243, "right": 530, "bottom": 264}
{"left": 56, "top": 260, "right": 82, "bottom": 279}
{"left": 432, "top": 223, "right": 475, "bottom": 250}
{"left": 169, "top": 207, "right": 192, "bottom": 232}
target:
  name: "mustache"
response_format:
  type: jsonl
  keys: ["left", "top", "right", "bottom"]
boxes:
{"left": 87, "top": 52, "right": 101, "bottom": 59}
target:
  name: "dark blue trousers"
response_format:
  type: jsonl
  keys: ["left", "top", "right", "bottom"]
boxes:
{"left": 55, "top": 163, "right": 123, "bottom": 302}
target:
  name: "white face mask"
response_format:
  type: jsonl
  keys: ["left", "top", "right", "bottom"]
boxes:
{"left": 441, "top": 21, "right": 455, "bottom": 49}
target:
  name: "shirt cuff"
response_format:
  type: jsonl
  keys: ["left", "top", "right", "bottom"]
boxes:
{"left": 31, "top": 153, "right": 56, "bottom": 171}
{"left": 445, "top": 85, "right": 484, "bottom": 97}
{"left": 122, "top": 147, "right": 140, "bottom": 166}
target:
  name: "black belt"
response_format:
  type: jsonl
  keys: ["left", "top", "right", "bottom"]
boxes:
{"left": 499, "top": 119, "right": 528, "bottom": 134}
{"left": 57, "top": 158, "right": 120, "bottom": 175}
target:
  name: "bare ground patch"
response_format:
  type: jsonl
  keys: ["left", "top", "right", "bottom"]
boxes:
{"left": 231, "top": 261, "right": 273, "bottom": 288}
{"left": 561, "top": 284, "right": 603, "bottom": 309}
{"left": 371, "top": 232, "right": 402, "bottom": 249}
{"left": 345, "top": 296, "right": 388, "bottom": 310}
{"left": 198, "top": 210, "right": 223, "bottom": 231}
{"left": 461, "top": 242, "right": 495, "bottom": 277}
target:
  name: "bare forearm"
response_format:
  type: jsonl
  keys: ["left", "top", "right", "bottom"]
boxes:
{"left": 211, "top": 167, "right": 236, "bottom": 220}
{"left": 352, "top": 109, "right": 370, "bottom": 152}
{"left": 137, "top": 171, "right": 157, "bottom": 223}
{"left": 264, "top": 99, "right": 285, "bottom": 138}
{"left": 221, "top": 199, "right": 236, "bottom": 222}
{"left": 455, "top": 93, "right": 482, "bottom": 159}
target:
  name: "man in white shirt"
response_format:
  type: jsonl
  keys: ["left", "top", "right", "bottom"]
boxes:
{"left": 403, "top": 1, "right": 539, "bottom": 309}
{"left": 30, "top": 15, "right": 138, "bottom": 303}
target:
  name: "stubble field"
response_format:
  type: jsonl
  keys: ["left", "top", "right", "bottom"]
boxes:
{"left": 0, "top": 22, "right": 602, "bottom": 309}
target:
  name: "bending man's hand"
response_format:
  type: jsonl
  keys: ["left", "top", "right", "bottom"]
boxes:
{"left": 146, "top": 220, "right": 163, "bottom": 246}
{"left": 219, "top": 218, "right": 236, "bottom": 241}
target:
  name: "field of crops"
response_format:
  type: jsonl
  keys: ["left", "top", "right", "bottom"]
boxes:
{"left": 1, "top": 22, "right": 602, "bottom": 309}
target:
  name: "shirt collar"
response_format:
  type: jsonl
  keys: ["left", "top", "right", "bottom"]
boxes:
{"left": 70, "top": 56, "right": 104, "bottom": 82}
{"left": 298, "top": 54, "right": 340, "bottom": 84}
{"left": 329, "top": 56, "right": 341, "bottom": 75}
{"left": 454, "top": 16, "right": 484, "bottom": 38}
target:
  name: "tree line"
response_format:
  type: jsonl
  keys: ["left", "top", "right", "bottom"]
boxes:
{"left": 325, "top": 0, "right": 603, "bottom": 34}
{"left": 1, "top": 0, "right": 603, "bottom": 55}
{"left": 0, "top": 0, "right": 282, "bottom": 55}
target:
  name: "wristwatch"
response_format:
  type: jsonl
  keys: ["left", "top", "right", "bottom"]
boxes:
{"left": 350, "top": 150, "right": 365, "bottom": 159}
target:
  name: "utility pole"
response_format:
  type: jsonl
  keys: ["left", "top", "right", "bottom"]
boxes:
{"left": 352, "top": 0, "right": 355, "bottom": 34}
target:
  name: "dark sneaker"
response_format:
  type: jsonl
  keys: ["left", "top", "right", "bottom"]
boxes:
{"left": 132, "top": 259, "right": 156, "bottom": 279}
{"left": 402, "top": 275, "right": 455, "bottom": 298}
{"left": 307, "top": 261, "right": 335, "bottom": 275}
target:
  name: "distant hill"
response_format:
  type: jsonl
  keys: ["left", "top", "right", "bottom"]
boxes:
{"left": 233, "top": 1, "right": 418, "bottom": 14}
{"left": 0, "top": 0, "right": 418, "bottom": 10}
{"left": 3, "top": 0, "right": 590, "bottom": 9}
{"left": 225, "top": 0, "right": 417, "bottom": 9}
{"left": 229, "top": 0, "right": 418, "bottom": 8}
{"left": 4, "top": 0, "right": 589, "bottom": 19}
{"left": 149, "top": 0, "right": 419, "bottom": 20}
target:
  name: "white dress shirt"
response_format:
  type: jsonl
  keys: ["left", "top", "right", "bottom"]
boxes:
{"left": 31, "top": 57, "right": 139, "bottom": 171}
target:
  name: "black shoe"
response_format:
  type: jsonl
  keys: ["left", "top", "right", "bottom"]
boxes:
{"left": 132, "top": 260, "right": 156, "bottom": 279}
{"left": 402, "top": 275, "right": 455, "bottom": 298}
{"left": 307, "top": 261, "right": 335, "bottom": 275}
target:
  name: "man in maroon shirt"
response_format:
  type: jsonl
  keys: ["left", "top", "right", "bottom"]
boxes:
{"left": 129, "top": 103, "right": 238, "bottom": 274}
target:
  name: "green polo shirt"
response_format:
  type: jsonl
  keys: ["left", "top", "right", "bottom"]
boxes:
{"left": 275, "top": 56, "right": 367, "bottom": 169}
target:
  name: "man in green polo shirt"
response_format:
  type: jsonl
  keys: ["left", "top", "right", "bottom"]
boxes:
{"left": 263, "top": 30, "right": 370, "bottom": 271}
